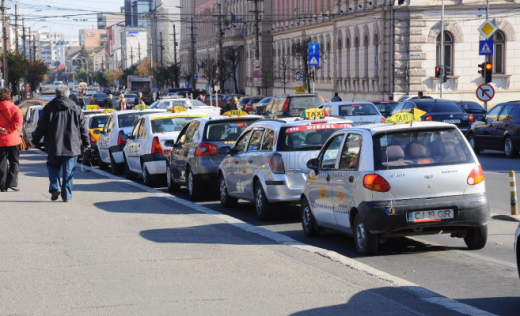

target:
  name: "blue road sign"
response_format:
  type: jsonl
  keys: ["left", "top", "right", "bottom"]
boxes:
{"left": 296, "top": 72, "right": 303, "bottom": 81}
{"left": 194, "top": 73, "right": 198, "bottom": 80}
{"left": 308, "top": 42, "right": 320, "bottom": 66}
{"left": 479, "top": 40, "right": 493, "bottom": 56}
{"left": 185, "top": 81, "right": 190, "bottom": 88}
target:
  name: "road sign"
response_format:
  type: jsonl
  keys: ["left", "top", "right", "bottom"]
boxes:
{"left": 479, "top": 40, "right": 493, "bottom": 56}
{"left": 308, "top": 42, "right": 320, "bottom": 66}
{"left": 295, "top": 86, "right": 305, "bottom": 94}
{"left": 478, "top": 20, "right": 497, "bottom": 39}
{"left": 194, "top": 73, "right": 198, "bottom": 80}
{"left": 295, "top": 71, "right": 303, "bottom": 81}
{"left": 253, "top": 78, "right": 262, "bottom": 87}
{"left": 185, "top": 81, "right": 190, "bottom": 89}
{"left": 252, "top": 59, "right": 261, "bottom": 68}
{"left": 252, "top": 70, "right": 262, "bottom": 79}
{"left": 476, "top": 83, "right": 495, "bottom": 102}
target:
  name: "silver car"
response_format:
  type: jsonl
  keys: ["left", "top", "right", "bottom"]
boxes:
{"left": 166, "top": 115, "right": 263, "bottom": 200}
{"left": 301, "top": 122, "right": 490, "bottom": 255}
{"left": 218, "top": 117, "right": 354, "bottom": 220}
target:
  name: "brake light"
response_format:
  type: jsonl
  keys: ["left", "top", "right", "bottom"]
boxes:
{"left": 117, "top": 130, "right": 127, "bottom": 146}
{"left": 89, "top": 133, "right": 97, "bottom": 144}
{"left": 381, "top": 117, "right": 386, "bottom": 123}
{"left": 151, "top": 136, "right": 164, "bottom": 154}
{"left": 282, "top": 98, "right": 289, "bottom": 112}
{"left": 269, "top": 153, "right": 285, "bottom": 174}
{"left": 469, "top": 115, "right": 475, "bottom": 124}
{"left": 363, "top": 174, "right": 390, "bottom": 192}
{"left": 195, "top": 143, "right": 219, "bottom": 156}
{"left": 425, "top": 116, "right": 433, "bottom": 121}
{"left": 467, "top": 165, "right": 484, "bottom": 185}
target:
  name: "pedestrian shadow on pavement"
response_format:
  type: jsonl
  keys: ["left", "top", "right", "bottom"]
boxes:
{"left": 94, "top": 197, "right": 201, "bottom": 215}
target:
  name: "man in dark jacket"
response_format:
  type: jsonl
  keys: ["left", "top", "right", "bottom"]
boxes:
{"left": 104, "top": 93, "right": 113, "bottom": 109}
{"left": 31, "top": 85, "right": 90, "bottom": 202}
{"left": 331, "top": 92, "right": 342, "bottom": 102}
{"left": 134, "top": 92, "right": 144, "bottom": 107}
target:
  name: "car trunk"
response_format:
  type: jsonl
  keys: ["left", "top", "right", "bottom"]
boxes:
{"left": 422, "top": 112, "right": 470, "bottom": 130}
{"left": 156, "top": 132, "right": 180, "bottom": 156}
{"left": 346, "top": 115, "right": 382, "bottom": 126}
{"left": 279, "top": 150, "right": 318, "bottom": 189}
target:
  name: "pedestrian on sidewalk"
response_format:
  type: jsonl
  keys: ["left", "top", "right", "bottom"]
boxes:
{"left": 30, "top": 85, "right": 90, "bottom": 202}
{"left": 117, "top": 94, "right": 127, "bottom": 111}
{"left": 78, "top": 94, "right": 86, "bottom": 107}
{"left": 0, "top": 88, "right": 23, "bottom": 192}
{"left": 331, "top": 92, "right": 342, "bottom": 102}
{"left": 104, "top": 93, "right": 113, "bottom": 109}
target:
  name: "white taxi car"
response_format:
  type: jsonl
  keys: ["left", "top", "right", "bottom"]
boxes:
{"left": 97, "top": 110, "right": 165, "bottom": 174}
{"left": 301, "top": 122, "right": 490, "bottom": 255}
{"left": 22, "top": 105, "right": 44, "bottom": 147}
{"left": 123, "top": 112, "right": 208, "bottom": 186}
{"left": 321, "top": 101, "right": 385, "bottom": 126}
{"left": 218, "top": 111, "right": 353, "bottom": 220}
{"left": 150, "top": 98, "right": 221, "bottom": 117}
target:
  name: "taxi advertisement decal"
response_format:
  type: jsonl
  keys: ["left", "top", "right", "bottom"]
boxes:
{"left": 319, "top": 186, "right": 327, "bottom": 200}
{"left": 286, "top": 123, "right": 352, "bottom": 134}
{"left": 337, "top": 189, "right": 345, "bottom": 204}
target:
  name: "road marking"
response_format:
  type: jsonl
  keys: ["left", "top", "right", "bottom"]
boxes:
{"left": 26, "top": 149, "right": 497, "bottom": 316}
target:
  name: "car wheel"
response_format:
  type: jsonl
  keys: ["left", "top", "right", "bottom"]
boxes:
{"left": 504, "top": 137, "right": 518, "bottom": 158}
{"left": 124, "top": 157, "right": 136, "bottom": 180}
{"left": 354, "top": 214, "right": 379, "bottom": 256}
{"left": 301, "top": 197, "right": 320, "bottom": 237}
{"left": 464, "top": 225, "right": 488, "bottom": 250}
{"left": 166, "top": 165, "right": 180, "bottom": 193}
{"left": 142, "top": 165, "right": 154, "bottom": 187}
{"left": 187, "top": 170, "right": 201, "bottom": 201}
{"left": 254, "top": 182, "right": 274, "bottom": 221}
{"left": 219, "top": 175, "right": 237, "bottom": 208}
{"left": 468, "top": 133, "right": 481, "bottom": 155}
{"left": 110, "top": 151, "right": 124, "bottom": 175}
{"left": 98, "top": 150, "right": 109, "bottom": 170}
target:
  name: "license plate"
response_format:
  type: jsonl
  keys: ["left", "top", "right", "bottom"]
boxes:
{"left": 408, "top": 209, "right": 454, "bottom": 223}
{"left": 443, "top": 119, "right": 460, "bottom": 124}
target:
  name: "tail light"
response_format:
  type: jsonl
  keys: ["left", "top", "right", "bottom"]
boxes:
{"left": 151, "top": 136, "right": 164, "bottom": 154}
{"left": 282, "top": 98, "right": 290, "bottom": 112}
{"left": 469, "top": 115, "right": 475, "bottom": 124}
{"left": 269, "top": 153, "right": 285, "bottom": 174}
{"left": 363, "top": 174, "right": 390, "bottom": 192}
{"left": 381, "top": 117, "right": 386, "bottom": 123}
{"left": 89, "top": 133, "right": 97, "bottom": 144}
{"left": 195, "top": 143, "right": 219, "bottom": 156}
{"left": 425, "top": 116, "right": 433, "bottom": 121}
{"left": 117, "top": 130, "right": 127, "bottom": 146}
{"left": 467, "top": 165, "right": 484, "bottom": 185}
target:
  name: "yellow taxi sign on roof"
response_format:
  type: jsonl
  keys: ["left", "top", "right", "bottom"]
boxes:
{"left": 301, "top": 108, "right": 327, "bottom": 119}
{"left": 83, "top": 104, "right": 100, "bottom": 111}
{"left": 169, "top": 106, "right": 188, "bottom": 113}
{"left": 385, "top": 108, "right": 427, "bottom": 124}
{"left": 223, "top": 110, "right": 248, "bottom": 117}
{"left": 102, "top": 109, "right": 116, "bottom": 113}
{"left": 478, "top": 20, "right": 497, "bottom": 39}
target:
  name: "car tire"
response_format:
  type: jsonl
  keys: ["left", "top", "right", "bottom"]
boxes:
{"left": 504, "top": 137, "right": 518, "bottom": 158}
{"left": 110, "top": 151, "right": 124, "bottom": 175}
{"left": 166, "top": 165, "right": 180, "bottom": 193}
{"left": 354, "top": 214, "right": 379, "bottom": 256}
{"left": 124, "top": 157, "right": 136, "bottom": 180}
{"left": 468, "top": 133, "right": 481, "bottom": 155}
{"left": 219, "top": 175, "right": 237, "bottom": 208}
{"left": 98, "top": 150, "right": 109, "bottom": 170}
{"left": 187, "top": 169, "right": 201, "bottom": 201}
{"left": 301, "top": 197, "right": 320, "bottom": 237}
{"left": 464, "top": 225, "right": 488, "bottom": 250}
{"left": 142, "top": 165, "right": 154, "bottom": 187}
{"left": 254, "top": 182, "right": 275, "bottom": 221}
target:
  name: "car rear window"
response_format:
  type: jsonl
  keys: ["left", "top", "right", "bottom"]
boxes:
{"left": 89, "top": 115, "right": 108, "bottom": 128}
{"left": 339, "top": 104, "right": 378, "bottom": 116}
{"left": 376, "top": 103, "right": 398, "bottom": 114}
{"left": 277, "top": 122, "right": 353, "bottom": 151}
{"left": 94, "top": 94, "right": 107, "bottom": 99}
{"left": 118, "top": 112, "right": 162, "bottom": 127}
{"left": 458, "top": 102, "right": 484, "bottom": 111}
{"left": 289, "top": 96, "right": 322, "bottom": 111}
{"left": 151, "top": 117, "right": 196, "bottom": 133}
{"left": 239, "top": 98, "right": 251, "bottom": 105}
{"left": 374, "top": 128, "right": 474, "bottom": 170}
{"left": 204, "top": 119, "right": 258, "bottom": 141}
{"left": 416, "top": 101, "right": 464, "bottom": 113}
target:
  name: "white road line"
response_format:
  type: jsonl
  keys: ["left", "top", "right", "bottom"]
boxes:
{"left": 59, "top": 157, "right": 497, "bottom": 316}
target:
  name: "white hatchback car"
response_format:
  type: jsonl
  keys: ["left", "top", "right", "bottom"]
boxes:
{"left": 301, "top": 122, "right": 490, "bottom": 255}
{"left": 122, "top": 112, "right": 208, "bottom": 186}
{"left": 321, "top": 102, "right": 385, "bottom": 126}
{"left": 150, "top": 98, "right": 221, "bottom": 117}
{"left": 97, "top": 110, "right": 165, "bottom": 174}
{"left": 218, "top": 116, "right": 353, "bottom": 220}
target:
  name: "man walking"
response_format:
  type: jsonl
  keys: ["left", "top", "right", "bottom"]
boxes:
{"left": 331, "top": 92, "right": 342, "bottom": 102}
{"left": 134, "top": 92, "right": 144, "bottom": 108}
{"left": 31, "top": 85, "right": 90, "bottom": 202}
{"left": 104, "top": 93, "right": 113, "bottom": 109}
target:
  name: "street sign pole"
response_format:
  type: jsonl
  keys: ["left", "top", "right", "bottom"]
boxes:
{"left": 312, "top": 67, "right": 315, "bottom": 94}
{"left": 440, "top": 0, "right": 445, "bottom": 99}
{"left": 485, "top": 0, "right": 490, "bottom": 111}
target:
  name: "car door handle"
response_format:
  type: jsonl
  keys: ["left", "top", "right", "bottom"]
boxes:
{"left": 234, "top": 159, "right": 239, "bottom": 164}
{"left": 326, "top": 174, "right": 331, "bottom": 182}
{"left": 349, "top": 175, "right": 355, "bottom": 183}
{"left": 247, "top": 159, "right": 253, "bottom": 164}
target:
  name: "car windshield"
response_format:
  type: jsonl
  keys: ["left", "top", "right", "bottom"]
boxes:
{"left": 258, "top": 97, "right": 272, "bottom": 104}
{"left": 151, "top": 117, "right": 196, "bottom": 133}
{"left": 374, "top": 128, "right": 474, "bottom": 170}
{"left": 338, "top": 104, "right": 378, "bottom": 116}
{"left": 204, "top": 119, "right": 258, "bottom": 142}
{"left": 289, "top": 96, "right": 322, "bottom": 111}
{"left": 192, "top": 100, "right": 206, "bottom": 107}
{"left": 376, "top": 103, "right": 398, "bottom": 114}
{"left": 416, "top": 101, "right": 464, "bottom": 113}
{"left": 277, "top": 122, "right": 353, "bottom": 151}
{"left": 239, "top": 98, "right": 251, "bottom": 105}
{"left": 172, "top": 100, "right": 188, "bottom": 108}
{"left": 118, "top": 112, "right": 161, "bottom": 127}
{"left": 249, "top": 98, "right": 263, "bottom": 104}
{"left": 89, "top": 115, "right": 109, "bottom": 128}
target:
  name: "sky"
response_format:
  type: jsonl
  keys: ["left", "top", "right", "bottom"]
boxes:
{"left": 14, "top": 0, "right": 123, "bottom": 40}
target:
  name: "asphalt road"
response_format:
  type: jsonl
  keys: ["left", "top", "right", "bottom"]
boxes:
{"left": 95, "top": 149, "right": 520, "bottom": 316}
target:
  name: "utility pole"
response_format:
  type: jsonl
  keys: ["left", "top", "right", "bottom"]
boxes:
{"left": 160, "top": 31, "right": 164, "bottom": 67}
{"left": 173, "top": 24, "right": 177, "bottom": 65}
{"left": 28, "top": 27, "right": 32, "bottom": 61}
{"left": 1, "top": 0, "right": 9, "bottom": 87}
{"left": 217, "top": 1, "right": 224, "bottom": 91}
{"left": 190, "top": 17, "right": 196, "bottom": 90}
{"left": 14, "top": 4, "right": 18, "bottom": 52}
{"left": 484, "top": 0, "right": 490, "bottom": 111}
{"left": 138, "top": 42, "right": 141, "bottom": 63}
{"left": 251, "top": 0, "right": 262, "bottom": 95}
{"left": 33, "top": 33, "right": 36, "bottom": 62}
{"left": 22, "top": 18, "right": 27, "bottom": 97}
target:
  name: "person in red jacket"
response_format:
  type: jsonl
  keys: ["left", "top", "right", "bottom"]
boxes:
{"left": 0, "top": 88, "right": 23, "bottom": 192}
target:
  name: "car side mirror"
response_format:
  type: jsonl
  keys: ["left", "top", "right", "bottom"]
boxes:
{"left": 93, "top": 130, "right": 101, "bottom": 135}
{"left": 307, "top": 158, "right": 319, "bottom": 173}
{"left": 219, "top": 146, "right": 231, "bottom": 155}
{"left": 164, "top": 139, "right": 175, "bottom": 147}
{"left": 121, "top": 134, "right": 130, "bottom": 141}
{"left": 485, "top": 118, "right": 492, "bottom": 124}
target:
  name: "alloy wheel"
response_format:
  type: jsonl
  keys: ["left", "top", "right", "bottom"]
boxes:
{"left": 220, "top": 178, "right": 227, "bottom": 202}
{"left": 303, "top": 203, "right": 312, "bottom": 231}
{"left": 505, "top": 139, "right": 513, "bottom": 156}
{"left": 188, "top": 172, "right": 194, "bottom": 197}
{"left": 356, "top": 222, "right": 367, "bottom": 250}
{"left": 255, "top": 186, "right": 263, "bottom": 213}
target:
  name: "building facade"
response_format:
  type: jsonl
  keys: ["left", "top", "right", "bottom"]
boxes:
{"left": 97, "top": 12, "right": 125, "bottom": 30}
{"left": 149, "top": 0, "right": 181, "bottom": 67}
{"left": 120, "top": 27, "right": 150, "bottom": 69}
{"left": 79, "top": 29, "right": 107, "bottom": 49}
{"left": 34, "top": 30, "right": 65, "bottom": 66}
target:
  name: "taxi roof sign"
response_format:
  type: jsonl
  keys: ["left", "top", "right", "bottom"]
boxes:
{"left": 385, "top": 108, "right": 426, "bottom": 124}
{"left": 223, "top": 110, "right": 248, "bottom": 117}
{"left": 169, "top": 106, "right": 188, "bottom": 113}
{"left": 301, "top": 108, "right": 327, "bottom": 119}
{"left": 478, "top": 20, "right": 497, "bottom": 39}
{"left": 83, "top": 104, "right": 100, "bottom": 111}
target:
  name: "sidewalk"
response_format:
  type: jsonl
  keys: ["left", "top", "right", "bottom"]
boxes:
{"left": 0, "top": 151, "right": 464, "bottom": 315}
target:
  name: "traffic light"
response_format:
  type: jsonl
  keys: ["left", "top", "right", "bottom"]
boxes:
{"left": 484, "top": 62, "right": 492, "bottom": 83}
{"left": 435, "top": 66, "right": 441, "bottom": 78}
{"left": 478, "top": 63, "right": 485, "bottom": 77}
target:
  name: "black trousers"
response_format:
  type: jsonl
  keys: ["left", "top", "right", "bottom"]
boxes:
{"left": 0, "top": 145, "right": 19, "bottom": 190}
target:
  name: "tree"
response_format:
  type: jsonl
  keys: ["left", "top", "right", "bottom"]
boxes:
{"left": 136, "top": 57, "right": 151, "bottom": 76}
{"left": 274, "top": 55, "right": 298, "bottom": 94}
{"left": 202, "top": 57, "right": 219, "bottom": 91}
{"left": 75, "top": 68, "right": 88, "bottom": 83}
{"left": 94, "top": 71, "right": 108, "bottom": 86}
{"left": 224, "top": 47, "right": 240, "bottom": 93}
{"left": 0, "top": 51, "right": 26, "bottom": 96}
{"left": 121, "top": 66, "right": 137, "bottom": 89}
{"left": 104, "top": 69, "right": 123, "bottom": 87}
{"left": 26, "top": 60, "right": 48, "bottom": 97}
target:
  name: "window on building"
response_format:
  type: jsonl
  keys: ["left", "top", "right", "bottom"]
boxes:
{"left": 436, "top": 31, "right": 454, "bottom": 75}
{"left": 493, "top": 31, "right": 505, "bottom": 74}
{"left": 364, "top": 36, "right": 369, "bottom": 78}
{"left": 355, "top": 37, "right": 360, "bottom": 78}
{"left": 374, "top": 34, "right": 379, "bottom": 77}
{"left": 346, "top": 38, "right": 350, "bottom": 78}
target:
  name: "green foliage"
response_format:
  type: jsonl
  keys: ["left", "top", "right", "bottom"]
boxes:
{"left": 26, "top": 59, "right": 48, "bottom": 93}
{"left": 75, "top": 68, "right": 88, "bottom": 83}
{"left": 94, "top": 71, "right": 108, "bottom": 86}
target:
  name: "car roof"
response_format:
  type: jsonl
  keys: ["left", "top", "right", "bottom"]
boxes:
{"left": 193, "top": 115, "right": 263, "bottom": 123}
{"left": 323, "top": 101, "right": 375, "bottom": 106}
{"left": 254, "top": 116, "right": 354, "bottom": 127}
{"left": 112, "top": 109, "right": 165, "bottom": 116}
{"left": 273, "top": 94, "right": 319, "bottom": 98}
{"left": 144, "top": 112, "right": 209, "bottom": 119}
{"left": 345, "top": 121, "right": 458, "bottom": 135}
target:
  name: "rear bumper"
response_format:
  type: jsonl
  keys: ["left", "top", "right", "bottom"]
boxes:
{"left": 358, "top": 193, "right": 490, "bottom": 235}
{"left": 143, "top": 154, "right": 167, "bottom": 175}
